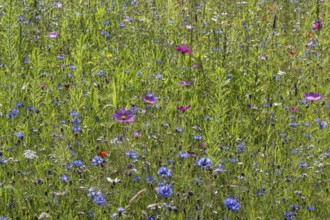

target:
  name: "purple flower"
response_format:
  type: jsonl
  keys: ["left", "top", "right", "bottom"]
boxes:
{"left": 224, "top": 198, "right": 240, "bottom": 211}
{"left": 179, "top": 81, "right": 194, "bottom": 86}
{"left": 304, "top": 92, "right": 322, "bottom": 101}
{"left": 55, "top": 2, "right": 62, "bottom": 8}
{"left": 312, "top": 20, "right": 321, "bottom": 30}
{"left": 142, "top": 93, "right": 158, "bottom": 105}
{"left": 157, "top": 167, "right": 172, "bottom": 178}
{"left": 176, "top": 45, "right": 192, "bottom": 54}
{"left": 156, "top": 185, "right": 173, "bottom": 198}
{"left": 177, "top": 105, "right": 190, "bottom": 112}
{"left": 112, "top": 108, "right": 135, "bottom": 122}
{"left": 48, "top": 31, "right": 58, "bottom": 38}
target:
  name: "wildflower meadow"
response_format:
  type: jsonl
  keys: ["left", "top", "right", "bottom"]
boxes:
{"left": 0, "top": 0, "right": 329, "bottom": 219}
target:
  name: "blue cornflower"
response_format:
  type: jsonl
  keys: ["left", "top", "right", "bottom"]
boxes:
{"left": 101, "top": 30, "right": 111, "bottom": 37}
{"left": 237, "top": 143, "right": 245, "bottom": 153}
{"left": 204, "top": 115, "right": 211, "bottom": 120}
{"left": 72, "top": 125, "right": 82, "bottom": 133}
{"left": 178, "top": 151, "right": 189, "bottom": 159}
{"left": 175, "top": 127, "right": 183, "bottom": 133}
{"left": 72, "top": 118, "right": 81, "bottom": 124}
{"left": 146, "top": 176, "right": 154, "bottom": 183}
{"left": 194, "top": 135, "right": 202, "bottom": 140}
{"left": 125, "top": 150, "right": 139, "bottom": 159}
{"left": 69, "top": 111, "right": 79, "bottom": 117}
{"left": 291, "top": 204, "right": 299, "bottom": 211}
{"left": 132, "top": 176, "right": 140, "bottom": 182}
{"left": 91, "top": 156, "right": 103, "bottom": 166}
{"left": 196, "top": 157, "right": 213, "bottom": 170}
{"left": 88, "top": 188, "right": 106, "bottom": 206}
{"left": 157, "top": 167, "right": 172, "bottom": 178}
{"left": 69, "top": 65, "right": 76, "bottom": 69}
{"left": 27, "top": 106, "right": 34, "bottom": 111}
{"left": 15, "top": 102, "right": 23, "bottom": 107}
{"left": 284, "top": 211, "right": 294, "bottom": 220}
{"left": 305, "top": 133, "right": 312, "bottom": 138}
{"left": 0, "top": 158, "right": 7, "bottom": 164}
{"left": 298, "top": 162, "right": 307, "bottom": 168}
{"left": 255, "top": 188, "right": 265, "bottom": 196}
{"left": 98, "top": 72, "right": 105, "bottom": 77}
{"left": 66, "top": 163, "right": 73, "bottom": 170}
{"left": 289, "top": 122, "right": 299, "bottom": 127}
{"left": 93, "top": 194, "right": 106, "bottom": 206}
{"left": 60, "top": 120, "right": 66, "bottom": 124}
{"left": 56, "top": 55, "right": 64, "bottom": 59}
{"left": 156, "top": 185, "right": 173, "bottom": 198}
{"left": 14, "top": 132, "right": 24, "bottom": 139}
{"left": 7, "top": 109, "right": 19, "bottom": 119}
{"left": 118, "top": 23, "right": 125, "bottom": 28}
{"left": 306, "top": 206, "right": 315, "bottom": 211}
{"left": 291, "top": 149, "right": 298, "bottom": 155}
{"left": 224, "top": 197, "right": 240, "bottom": 211}
{"left": 59, "top": 175, "right": 69, "bottom": 182}
{"left": 317, "top": 120, "right": 327, "bottom": 130}
{"left": 71, "top": 160, "right": 83, "bottom": 167}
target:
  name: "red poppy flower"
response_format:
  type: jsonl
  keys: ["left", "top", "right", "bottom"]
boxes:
{"left": 98, "top": 151, "right": 107, "bottom": 158}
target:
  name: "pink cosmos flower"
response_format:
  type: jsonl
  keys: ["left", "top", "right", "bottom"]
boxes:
{"left": 176, "top": 45, "right": 192, "bottom": 54}
{"left": 112, "top": 108, "right": 135, "bottom": 122}
{"left": 312, "top": 21, "right": 321, "bottom": 31}
{"left": 304, "top": 92, "right": 322, "bottom": 101}
{"left": 142, "top": 93, "right": 158, "bottom": 105}
{"left": 179, "top": 81, "right": 194, "bottom": 86}
{"left": 48, "top": 31, "right": 58, "bottom": 38}
{"left": 290, "top": 107, "right": 298, "bottom": 113}
{"left": 55, "top": 2, "right": 62, "bottom": 8}
{"left": 177, "top": 105, "right": 191, "bottom": 112}
{"left": 191, "top": 64, "right": 198, "bottom": 69}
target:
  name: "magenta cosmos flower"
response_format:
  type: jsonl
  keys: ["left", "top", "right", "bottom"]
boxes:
{"left": 179, "top": 81, "right": 194, "bottom": 86}
{"left": 112, "top": 108, "right": 135, "bottom": 122}
{"left": 142, "top": 93, "right": 158, "bottom": 104}
{"left": 304, "top": 92, "right": 322, "bottom": 101}
{"left": 48, "top": 31, "right": 58, "bottom": 38}
{"left": 176, "top": 45, "right": 192, "bottom": 54}
{"left": 177, "top": 105, "right": 190, "bottom": 112}
{"left": 312, "top": 21, "right": 321, "bottom": 31}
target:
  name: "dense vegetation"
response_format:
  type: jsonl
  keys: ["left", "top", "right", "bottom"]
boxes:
{"left": 0, "top": 0, "right": 329, "bottom": 219}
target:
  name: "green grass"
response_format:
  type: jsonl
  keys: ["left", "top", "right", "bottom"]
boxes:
{"left": 0, "top": 0, "right": 329, "bottom": 219}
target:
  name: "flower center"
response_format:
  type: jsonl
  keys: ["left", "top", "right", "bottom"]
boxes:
{"left": 121, "top": 115, "right": 126, "bottom": 120}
